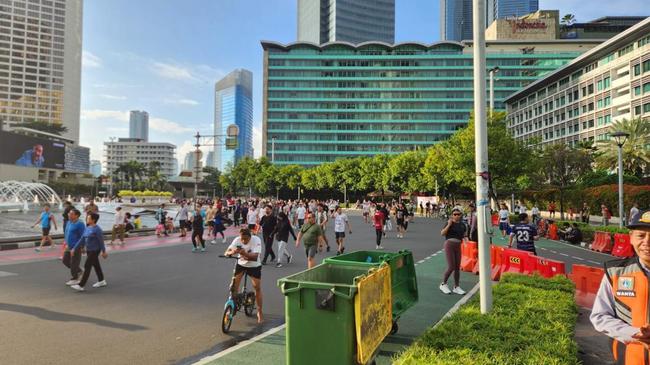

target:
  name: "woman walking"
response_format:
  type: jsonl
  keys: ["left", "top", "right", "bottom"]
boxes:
{"left": 272, "top": 212, "right": 295, "bottom": 267}
{"left": 212, "top": 208, "right": 226, "bottom": 244}
{"left": 439, "top": 208, "right": 467, "bottom": 295}
{"left": 70, "top": 213, "right": 107, "bottom": 292}
{"left": 191, "top": 205, "right": 206, "bottom": 252}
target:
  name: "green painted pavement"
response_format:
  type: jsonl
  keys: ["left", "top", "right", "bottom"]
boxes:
{"left": 200, "top": 250, "right": 480, "bottom": 365}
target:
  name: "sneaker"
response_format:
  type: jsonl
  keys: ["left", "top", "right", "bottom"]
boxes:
{"left": 376, "top": 245, "right": 384, "bottom": 250}
{"left": 191, "top": 247, "right": 197, "bottom": 252}
{"left": 287, "top": 255, "right": 293, "bottom": 264}
{"left": 439, "top": 283, "right": 452, "bottom": 295}
{"left": 201, "top": 248, "right": 206, "bottom": 253}
{"left": 452, "top": 286, "right": 466, "bottom": 295}
{"left": 71, "top": 284, "right": 84, "bottom": 292}
{"left": 34, "top": 248, "right": 41, "bottom": 252}
{"left": 210, "top": 239, "right": 217, "bottom": 245}
{"left": 276, "top": 263, "right": 283, "bottom": 268}
{"left": 222, "top": 237, "right": 226, "bottom": 244}
{"left": 66, "top": 279, "right": 79, "bottom": 286}
{"left": 119, "top": 241, "right": 125, "bottom": 246}
{"left": 92, "top": 280, "right": 107, "bottom": 288}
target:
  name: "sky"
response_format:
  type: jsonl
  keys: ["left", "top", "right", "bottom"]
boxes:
{"left": 80, "top": 0, "right": 648, "bottom": 165}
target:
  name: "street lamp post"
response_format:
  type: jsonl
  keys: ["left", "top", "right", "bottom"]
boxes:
{"left": 473, "top": 0, "right": 492, "bottom": 313}
{"left": 489, "top": 67, "right": 500, "bottom": 115}
{"left": 612, "top": 131, "right": 630, "bottom": 228}
{"left": 271, "top": 137, "right": 276, "bottom": 163}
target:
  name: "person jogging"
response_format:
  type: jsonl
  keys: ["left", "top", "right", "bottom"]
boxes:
{"left": 508, "top": 213, "right": 540, "bottom": 255}
{"left": 372, "top": 207, "right": 385, "bottom": 250}
{"left": 175, "top": 202, "right": 189, "bottom": 238}
{"left": 69, "top": 213, "right": 107, "bottom": 292}
{"left": 259, "top": 205, "right": 278, "bottom": 265}
{"left": 190, "top": 205, "right": 206, "bottom": 252}
{"left": 272, "top": 211, "right": 295, "bottom": 267}
{"left": 439, "top": 208, "right": 467, "bottom": 295}
{"left": 333, "top": 206, "right": 351, "bottom": 255}
{"left": 296, "top": 213, "right": 325, "bottom": 269}
{"left": 33, "top": 203, "right": 57, "bottom": 252}
{"left": 62, "top": 208, "right": 85, "bottom": 286}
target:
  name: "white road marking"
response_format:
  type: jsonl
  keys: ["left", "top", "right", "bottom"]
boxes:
{"left": 572, "top": 256, "right": 584, "bottom": 261}
{"left": 559, "top": 253, "right": 569, "bottom": 257}
{"left": 417, "top": 260, "right": 425, "bottom": 264}
{"left": 0, "top": 270, "right": 17, "bottom": 277}
{"left": 550, "top": 250, "right": 557, "bottom": 254}
{"left": 192, "top": 324, "right": 286, "bottom": 364}
{"left": 539, "top": 247, "right": 547, "bottom": 250}
{"left": 587, "top": 260, "right": 601, "bottom": 265}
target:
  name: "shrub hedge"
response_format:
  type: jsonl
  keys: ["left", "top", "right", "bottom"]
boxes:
{"left": 394, "top": 274, "right": 579, "bottom": 365}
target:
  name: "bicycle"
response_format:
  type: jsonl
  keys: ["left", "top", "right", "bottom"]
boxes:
{"left": 219, "top": 254, "right": 257, "bottom": 334}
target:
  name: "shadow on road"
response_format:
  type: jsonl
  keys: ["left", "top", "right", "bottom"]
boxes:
{"left": 0, "top": 303, "right": 149, "bottom": 331}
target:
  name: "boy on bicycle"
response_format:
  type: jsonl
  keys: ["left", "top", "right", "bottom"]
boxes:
{"left": 224, "top": 228, "right": 263, "bottom": 323}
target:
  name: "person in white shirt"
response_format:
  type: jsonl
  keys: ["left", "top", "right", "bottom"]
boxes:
{"left": 531, "top": 205, "right": 540, "bottom": 224}
{"left": 333, "top": 206, "right": 352, "bottom": 255}
{"left": 498, "top": 204, "right": 510, "bottom": 240}
{"left": 175, "top": 202, "right": 189, "bottom": 238}
{"left": 110, "top": 206, "right": 126, "bottom": 245}
{"left": 362, "top": 201, "right": 370, "bottom": 223}
{"left": 224, "top": 228, "right": 263, "bottom": 323}
{"left": 247, "top": 207, "right": 259, "bottom": 231}
{"left": 295, "top": 204, "right": 307, "bottom": 228}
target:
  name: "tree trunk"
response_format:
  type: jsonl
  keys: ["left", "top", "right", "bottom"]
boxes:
{"left": 559, "top": 188, "right": 565, "bottom": 220}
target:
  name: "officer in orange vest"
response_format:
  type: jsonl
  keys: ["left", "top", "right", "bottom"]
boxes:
{"left": 591, "top": 210, "right": 650, "bottom": 364}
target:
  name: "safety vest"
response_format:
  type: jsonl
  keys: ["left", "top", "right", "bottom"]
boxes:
{"left": 606, "top": 257, "right": 649, "bottom": 365}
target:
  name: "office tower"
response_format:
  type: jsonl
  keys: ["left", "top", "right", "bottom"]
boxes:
{"left": 214, "top": 69, "right": 253, "bottom": 170}
{"left": 0, "top": 0, "right": 83, "bottom": 143}
{"left": 440, "top": 0, "right": 473, "bottom": 42}
{"left": 183, "top": 151, "right": 195, "bottom": 171}
{"left": 487, "top": 0, "right": 538, "bottom": 25}
{"left": 206, "top": 150, "right": 215, "bottom": 168}
{"left": 298, "top": 0, "right": 395, "bottom": 44}
{"left": 104, "top": 138, "right": 176, "bottom": 177}
{"left": 129, "top": 110, "right": 149, "bottom": 142}
{"left": 90, "top": 160, "right": 102, "bottom": 177}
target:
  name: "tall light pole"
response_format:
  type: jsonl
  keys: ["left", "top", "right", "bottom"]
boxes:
{"left": 271, "top": 137, "right": 276, "bottom": 163}
{"left": 473, "top": 0, "right": 492, "bottom": 313}
{"left": 489, "top": 66, "right": 500, "bottom": 115}
{"left": 192, "top": 125, "right": 239, "bottom": 203}
{"left": 612, "top": 131, "right": 629, "bottom": 228}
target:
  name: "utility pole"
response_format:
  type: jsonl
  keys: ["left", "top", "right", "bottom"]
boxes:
{"left": 271, "top": 137, "right": 276, "bottom": 163}
{"left": 191, "top": 125, "right": 239, "bottom": 203}
{"left": 473, "top": 0, "right": 492, "bottom": 314}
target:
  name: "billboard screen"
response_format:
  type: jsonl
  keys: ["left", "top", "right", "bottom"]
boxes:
{"left": 0, "top": 130, "right": 65, "bottom": 169}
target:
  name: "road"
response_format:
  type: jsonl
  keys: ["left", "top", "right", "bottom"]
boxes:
{"left": 1, "top": 214, "right": 450, "bottom": 365}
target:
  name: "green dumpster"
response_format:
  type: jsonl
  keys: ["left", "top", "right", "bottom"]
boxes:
{"left": 324, "top": 250, "right": 418, "bottom": 333}
{"left": 278, "top": 263, "right": 372, "bottom": 365}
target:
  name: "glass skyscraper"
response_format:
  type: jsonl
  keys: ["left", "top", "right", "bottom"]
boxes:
{"left": 129, "top": 110, "right": 149, "bottom": 142}
{"left": 298, "top": 0, "right": 395, "bottom": 44}
{"left": 262, "top": 40, "right": 601, "bottom": 166}
{"left": 214, "top": 69, "right": 253, "bottom": 170}
{"left": 489, "top": 0, "right": 539, "bottom": 24}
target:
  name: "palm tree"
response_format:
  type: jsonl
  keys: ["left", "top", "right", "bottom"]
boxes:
{"left": 595, "top": 117, "right": 650, "bottom": 177}
{"left": 116, "top": 161, "right": 147, "bottom": 190}
{"left": 561, "top": 14, "right": 576, "bottom": 27}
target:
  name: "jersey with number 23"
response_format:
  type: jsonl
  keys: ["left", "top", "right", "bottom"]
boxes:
{"left": 511, "top": 223, "right": 537, "bottom": 253}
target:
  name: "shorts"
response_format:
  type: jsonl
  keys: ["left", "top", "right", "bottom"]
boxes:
{"left": 305, "top": 245, "right": 318, "bottom": 258}
{"left": 499, "top": 222, "right": 509, "bottom": 231}
{"left": 234, "top": 264, "right": 262, "bottom": 279}
{"left": 396, "top": 219, "right": 404, "bottom": 227}
{"left": 363, "top": 212, "right": 368, "bottom": 216}
{"left": 207, "top": 221, "right": 214, "bottom": 227}
{"left": 179, "top": 220, "right": 187, "bottom": 229}
{"left": 335, "top": 231, "right": 345, "bottom": 239}
{"left": 248, "top": 224, "right": 256, "bottom": 230}
{"left": 42, "top": 227, "right": 51, "bottom": 236}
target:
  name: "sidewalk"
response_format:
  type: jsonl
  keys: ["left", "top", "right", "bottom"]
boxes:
{"left": 194, "top": 249, "right": 480, "bottom": 365}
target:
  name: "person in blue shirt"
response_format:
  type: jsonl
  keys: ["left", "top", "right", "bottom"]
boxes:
{"left": 69, "top": 213, "right": 108, "bottom": 292}
{"left": 33, "top": 203, "right": 58, "bottom": 252}
{"left": 15, "top": 144, "right": 45, "bottom": 167}
{"left": 508, "top": 213, "right": 540, "bottom": 255}
{"left": 62, "top": 208, "right": 85, "bottom": 285}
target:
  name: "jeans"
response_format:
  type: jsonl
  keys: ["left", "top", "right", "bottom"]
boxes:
{"left": 262, "top": 232, "right": 276, "bottom": 263}
{"left": 375, "top": 228, "right": 383, "bottom": 246}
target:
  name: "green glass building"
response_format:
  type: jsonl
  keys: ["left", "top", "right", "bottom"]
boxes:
{"left": 262, "top": 40, "right": 602, "bottom": 165}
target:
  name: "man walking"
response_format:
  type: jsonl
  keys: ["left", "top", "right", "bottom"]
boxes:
{"left": 315, "top": 204, "right": 330, "bottom": 252}
{"left": 62, "top": 208, "right": 85, "bottom": 286}
{"left": 259, "top": 205, "right": 278, "bottom": 265}
{"left": 33, "top": 203, "right": 57, "bottom": 252}
{"left": 110, "top": 206, "right": 126, "bottom": 245}
{"left": 580, "top": 202, "right": 590, "bottom": 224}
{"left": 295, "top": 203, "right": 306, "bottom": 229}
{"left": 333, "top": 206, "right": 351, "bottom": 255}
{"left": 508, "top": 213, "right": 540, "bottom": 255}
{"left": 296, "top": 213, "right": 325, "bottom": 269}
{"left": 70, "top": 213, "right": 108, "bottom": 292}
{"left": 175, "top": 202, "right": 189, "bottom": 238}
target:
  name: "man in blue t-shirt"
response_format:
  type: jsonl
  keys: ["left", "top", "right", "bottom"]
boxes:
{"left": 33, "top": 203, "right": 57, "bottom": 252}
{"left": 508, "top": 213, "right": 540, "bottom": 255}
{"left": 62, "top": 208, "right": 86, "bottom": 285}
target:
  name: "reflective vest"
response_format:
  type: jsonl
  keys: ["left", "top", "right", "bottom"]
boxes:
{"left": 606, "top": 257, "right": 649, "bottom": 365}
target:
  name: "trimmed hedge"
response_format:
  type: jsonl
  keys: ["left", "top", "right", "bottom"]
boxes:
{"left": 394, "top": 274, "right": 578, "bottom": 365}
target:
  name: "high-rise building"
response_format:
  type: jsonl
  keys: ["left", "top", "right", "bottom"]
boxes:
{"left": 104, "top": 138, "right": 176, "bottom": 177}
{"left": 262, "top": 39, "right": 603, "bottom": 166}
{"left": 442, "top": 0, "right": 539, "bottom": 41}
{"left": 297, "top": 0, "right": 395, "bottom": 44}
{"left": 0, "top": 0, "right": 83, "bottom": 143}
{"left": 206, "top": 150, "right": 215, "bottom": 169}
{"left": 214, "top": 69, "right": 253, "bottom": 170}
{"left": 182, "top": 151, "right": 196, "bottom": 172}
{"left": 129, "top": 110, "right": 149, "bottom": 142}
{"left": 90, "top": 160, "right": 102, "bottom": 177}
{"left": 505, "top": 18, "right": 650, "bottom": 147}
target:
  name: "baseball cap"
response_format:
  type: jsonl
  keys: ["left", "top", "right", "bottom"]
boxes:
{"left": 628, "top": 210, "right": 650, "bottom": 229}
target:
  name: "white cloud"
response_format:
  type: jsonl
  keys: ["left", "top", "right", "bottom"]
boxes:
{"left": 99, "top": 94, "right": 127, "bottom": 100}
{"left": 177, "top": 140, "right": 195, "bottom": 161}
{"left": 150, "top": 117, "right": 193, "bottom": 133}
{"left": 253, "top": 126, "right": 262, "bottom": 158}
{"left": 80, "top": 109, "right": 191, "bottom": 133}
{"left": 151, "top": 62, "right": 196, "bottom": 81}
{"left": 540, "top": 0, "right": 648, "bottom": 21}
{"left": 82, "top": 51, "right": 102, "bottom": 68}
{"left": 164, "top": 98, "right": 200, "bottom": 106}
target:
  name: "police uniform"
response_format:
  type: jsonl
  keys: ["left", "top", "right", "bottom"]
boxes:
{"left": 591, "top": 211, "right": 650, "bottom": 365}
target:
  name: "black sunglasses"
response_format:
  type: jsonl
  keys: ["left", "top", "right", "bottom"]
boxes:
{"left": 452, "top": 213, "right": 461, "bottom": 216}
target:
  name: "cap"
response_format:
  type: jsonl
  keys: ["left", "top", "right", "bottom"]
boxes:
{"left": 628, "top": 210, "right": 650, "bottom": 229}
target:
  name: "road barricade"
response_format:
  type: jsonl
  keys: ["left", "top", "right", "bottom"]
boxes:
{"left": 460, "top": 240, "right": 478, "bottom": 272}
{"left": 490, "top": 245, "right": 506, "bottom": 281}
{"left": 570, "top": 264, "right": 605, "bottom": 308}
{"left": 591, "top": 231, "right": 613, "bottom": 253}
{"left": 501, "top": 248, "right": 537, "bottom": 275}
{"left": 611, "top": 233, "right": 634, "bottom": 258}
{"left": 535, "top": 257, "right": 566, "bottom": 278}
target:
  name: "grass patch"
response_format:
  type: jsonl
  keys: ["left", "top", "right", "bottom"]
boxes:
{"left": 394, "top": 273, "right": 579, "bottom": 365}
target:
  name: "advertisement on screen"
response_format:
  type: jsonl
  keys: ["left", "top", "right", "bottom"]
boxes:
{"left": 0, "top": 131, "right": 65, "bottom": 169}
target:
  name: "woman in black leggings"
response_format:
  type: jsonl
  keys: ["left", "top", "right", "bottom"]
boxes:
{"left": 439, "top": 208, "right": 467, "bottom": 295}
{"left": 191, "top": 206, "right": 206, "bottom": 253}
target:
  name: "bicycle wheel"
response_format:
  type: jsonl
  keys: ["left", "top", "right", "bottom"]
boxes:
{"left": 221, "top": 304, "right": 234, "bottom": 333}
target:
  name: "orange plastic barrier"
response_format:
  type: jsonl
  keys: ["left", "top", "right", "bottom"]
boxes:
{"left": 501, "top": 248, "right": 537, "bottom": 275}
{"left": 611, "top": 233, "right": 634, "bottom": 258}
{"left": 591, "top": 231, "right": 613, "bottom": 253}
{"left": 491, "top": 245, "right": 506, "bottom": 281}
{"left": 460, "top": 241, "right": 478, "bottom": 272}
{"left": 548, "top": 224, "right": 559, "bottom": 240}
{"left": 570, "top": 264, "right": 605, "bottom": 308}
{"left": 536, "top": 257, "right": 567, "bottom": 278}
{"left": 491, "top": 214, "right": 499, "bottom": 227}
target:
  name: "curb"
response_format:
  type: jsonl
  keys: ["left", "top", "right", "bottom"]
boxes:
{"left": 0, "top": 229, "right": 157, "bottom": 251}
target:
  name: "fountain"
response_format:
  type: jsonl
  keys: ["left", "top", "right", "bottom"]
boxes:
{"left": 0, "top": 181, "right": 63, "bottom": 212}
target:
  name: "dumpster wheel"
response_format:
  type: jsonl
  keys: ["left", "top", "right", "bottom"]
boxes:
{"left": 390, "top": 320, "right": 398, "bottom": 335}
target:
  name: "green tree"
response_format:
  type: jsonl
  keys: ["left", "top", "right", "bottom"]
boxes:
{"left": 202, "top": 166, "right": 222, "bottom": 195}
{"left": 115, "top": 160, "right": 146, "bottom": 190}
{"left": 560, "top": 14, "right": 576, "bottom": 27}
{"left": 386, "top": 151, "right": 427, "bottom": 194}
{"left": 22, "top": 120, "right": 68, "bottom": 135}
{"left": 595, "top": 117, "right": 650, "bottom": 177}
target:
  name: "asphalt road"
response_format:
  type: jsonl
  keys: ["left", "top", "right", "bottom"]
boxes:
{"left": 0, "top": 214, "right": 449, "bottom": 365}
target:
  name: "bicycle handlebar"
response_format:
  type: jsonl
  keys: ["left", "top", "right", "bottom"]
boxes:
{"left": 218, "top": 254, "right": 238, "bottom": 259}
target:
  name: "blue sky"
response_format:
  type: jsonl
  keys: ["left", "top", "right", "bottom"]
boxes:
{"left": 80, "top": 0, "right": 648, "bottom": 164}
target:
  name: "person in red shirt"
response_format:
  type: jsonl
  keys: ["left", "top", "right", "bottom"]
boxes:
{"left": 549, "top": 201, "right": 556, "bottom": 218}
{"left": 373, "top": 208, "right": 385, "bottom": 250}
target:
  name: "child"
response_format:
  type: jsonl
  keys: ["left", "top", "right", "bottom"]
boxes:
{"left": 33, "top": 203, "right": 58, "bottom": 252}
{"left": 69, "top": 213, "right": 108, "bottom": 292}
